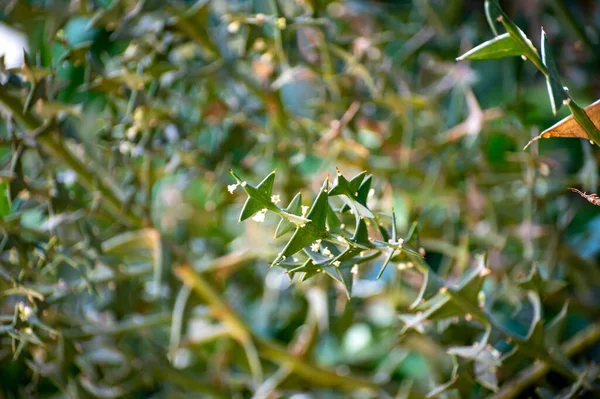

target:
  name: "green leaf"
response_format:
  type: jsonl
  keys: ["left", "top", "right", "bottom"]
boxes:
{"left": 484, "top": 0, "right": 504, "bottom": 36}
{"left": 230, "top": 170, "right": 279, "bottom": 222}
{"left": 350, "top": 219, "right": 372, "bottom": 248}
{"left": 481, "top": 0, "right": 546, "bottom": 73}
{"left": 409, "top": 268, "right": 446, "bottom": 309}
{"left": 340, "top": 174, "right": 372, "bottom": 213}
{"left": 545, "top": 302, "right": 569, "bottom": 348}
{"left": 376, "top": 248, "right": 395, "bottom": 279}
{"left": 274, "top": 192, "right": 302, "bottom": 238}
{"left": 457, "top": 33, "right": 522, "bottom": 61}
{"left": 273, "top": 227, "right": 321, "bottom": 267}
{"left": 455, "top": 254, "right": 489, "bottom": 303}
{"left": 305, "top": 179, "right": 330, "bottom": 231}
{"left": 271, "top": 179, "right": 331, "bottom": 267}
{"left": 335, "top": 265, "right": 354, "bottom": 299}
{"left": 517, "top": 263, "right": 566, "bottom": 298}
{"left": 541, "top": 28, "right": 568, "bottom": 115}
{"left": 524, "top": 291, "right": 544, "bottom": 348}
{"left": 326, "top": 206, "right": 343, "bottom": 232}
{"left": 403, "top": 292, "right": 464, "bottom": 333}
{"left": 328, "top": 169, "right": 374, "bottom": 220}
{"left": 499, "top": 17, "right": 545, "bottom": 73}
{"left": 447, "top": 327, "right": 499, "bottom": 391}
{"left": 0, "top": 181, "right": 11, "bottom": 218}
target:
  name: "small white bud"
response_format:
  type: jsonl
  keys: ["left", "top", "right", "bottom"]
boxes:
{"left": 252, "top": 208, "right": 268, "bottom": 223}
{"left": 227, "top": 183, "right": 239, "bottom": 194}
{"left": 18, "top": 302, "right": 33, "bottom": 321}
{"left": 227, "top": 21, "right": 240, "bottom": 34}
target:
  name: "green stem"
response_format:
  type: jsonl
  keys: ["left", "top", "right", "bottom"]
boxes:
{"left": 175, "top": 264, "right": 380, "bottom": 393}
{"left": 489, "top": 321, "right": 600, "bottom": 399}
{"left": 152, "top": 365, "right": 230, "bottom": 399}
{"left": 0, "top": 87, "right": 143, "bottom": 227}
{"left": 65, "top": 313, "right": 171, "bottom": 338}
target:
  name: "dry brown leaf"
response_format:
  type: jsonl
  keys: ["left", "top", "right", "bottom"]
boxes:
{"left": 525, "top": 99, "right": 600, "bottom": 148}
{"left": 569, "top": 188, "right": 600, "bottom": 206}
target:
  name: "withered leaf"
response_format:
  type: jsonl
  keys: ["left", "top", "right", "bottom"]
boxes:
{"left": 525, "top": 99, "right": 600, "bottom": 148}
{"left": 569, "top": 188, "right": 600, "bottom": 207}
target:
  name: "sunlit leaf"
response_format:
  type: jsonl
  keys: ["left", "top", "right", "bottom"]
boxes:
{"left": 457, "top": 33, "right": 522, "bottom": 61}
{"left": 525, "top": 99, "right": 600, "bottom": 147}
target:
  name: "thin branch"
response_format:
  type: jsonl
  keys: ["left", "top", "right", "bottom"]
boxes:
{"left": 0, "top": 87, "right": 143, "bottom": 227}
{"left": 490, "top": 321, "right": 600, "bottom": 399}
{"left": 175, "top": 264, "right": 380, "bottom": 393}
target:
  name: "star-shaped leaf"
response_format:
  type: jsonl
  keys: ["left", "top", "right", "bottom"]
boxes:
{"left": 231, "top": 169, "right": 309, "bottom": 226}
{"left": 329, "top": 169, "right": 374, "bottom": 221}
{"left": 447, "top": 327, "right": 500, "bottom": 392}
{"left": 426, "top": 356, "right": 476, "bottom": 398}
{"left": 340, "top": 174, "right": 372, "bottom": 213}
{"left": 517, "top": 263, "right": 566, "bottom": 298}
{"left": 230, "top": 169, "right": 278, "bottom": 222}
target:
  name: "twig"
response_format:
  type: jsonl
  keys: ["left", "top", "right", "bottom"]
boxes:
{"left": 0, "top": 87, "right": 143, "bottom": 227}
{"left": 315, "top": 101, "right": 361, "bottom": 148}
{"left": 489, "top": 321, "right": 600, "bottom": 399}
{"left": 175, "top": 264, "right": 379, "bottom": 393}
{"left": 152, "top": 364, "right": 230, "bottom": 399}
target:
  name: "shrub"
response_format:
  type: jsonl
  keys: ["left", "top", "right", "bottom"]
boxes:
{"left": 1, "top": 0, "right": 600, "bottom": 398}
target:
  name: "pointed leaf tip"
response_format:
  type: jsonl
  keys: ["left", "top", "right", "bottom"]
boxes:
{"left": 525, "top": 98, "right": 600, "bottom": 149}
{"left": 457, "top": 33, "right": 522, "bottom": 61}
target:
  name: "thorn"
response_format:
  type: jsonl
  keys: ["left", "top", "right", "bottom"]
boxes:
{"left": 523, "top": 135, "right": 541, "bottom": 150}
{"left": 563, "top": 98, "right": 571, "bottom": 105}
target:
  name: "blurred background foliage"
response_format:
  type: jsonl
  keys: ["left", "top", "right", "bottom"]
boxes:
{"left": 1, "top": 0, "right": 600, "bottom": 398}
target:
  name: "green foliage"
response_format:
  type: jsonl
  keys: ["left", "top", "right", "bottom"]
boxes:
{"left": 1, "top": 1, "right": 600, "bottom": 399}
